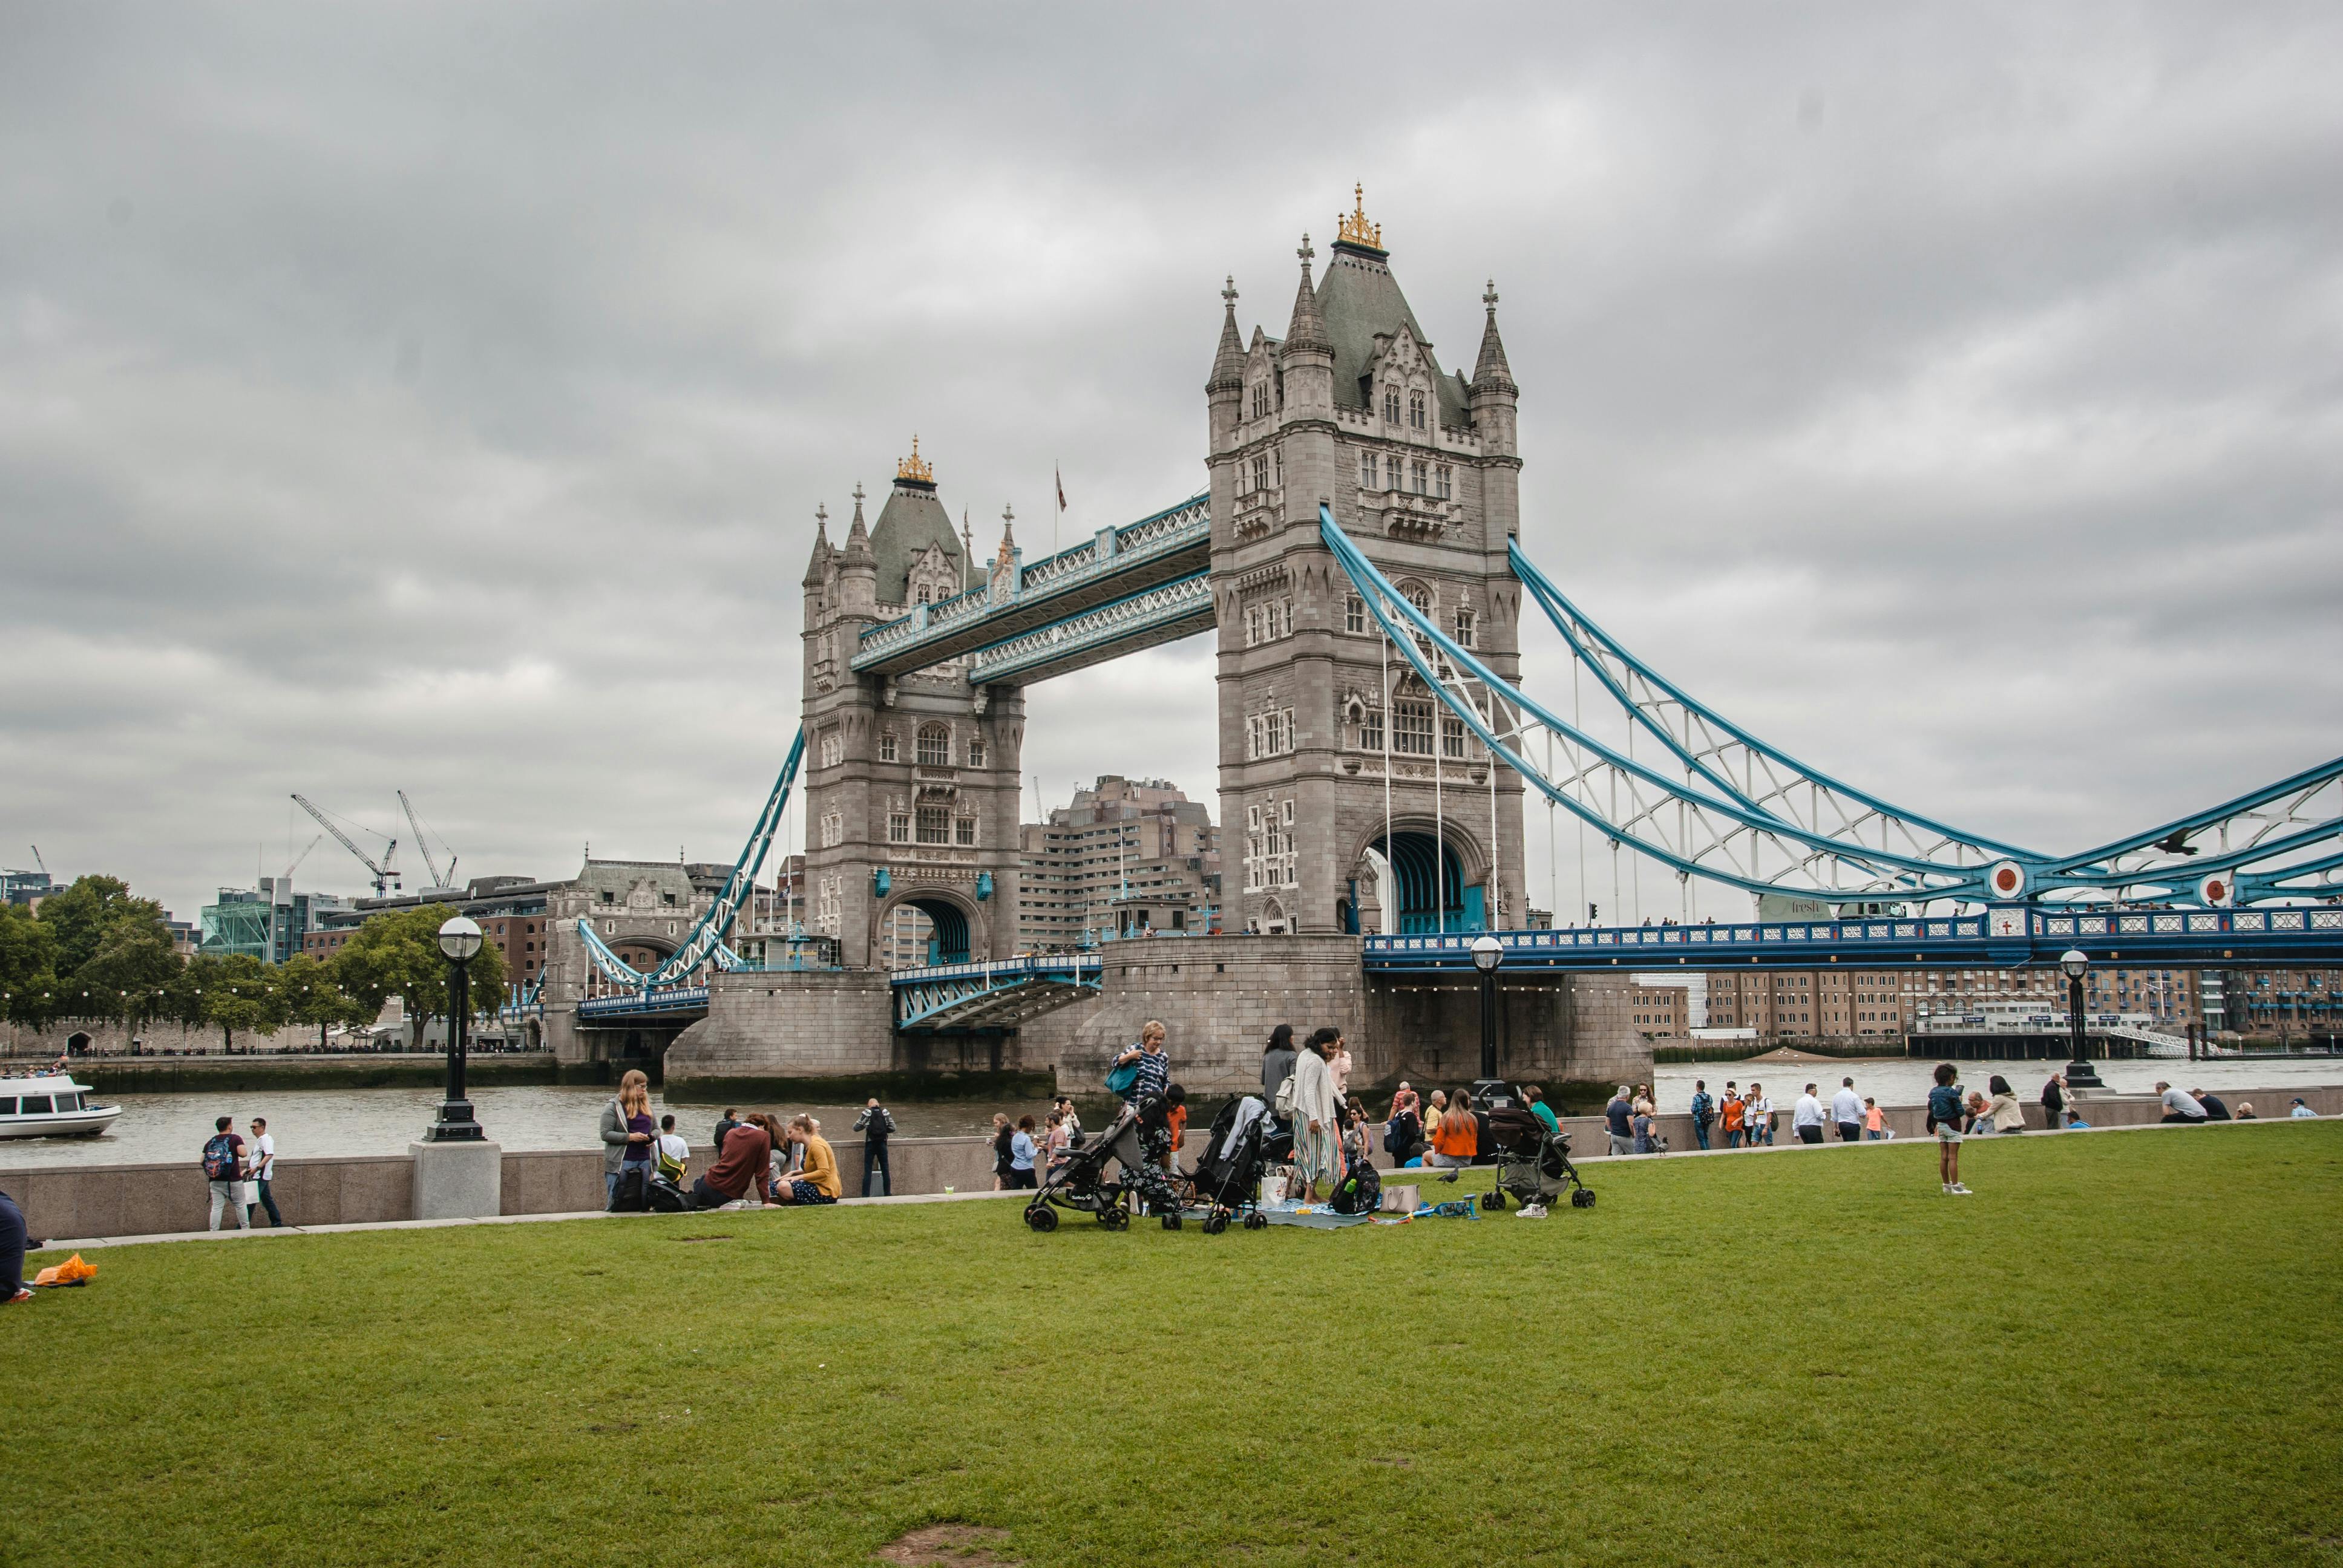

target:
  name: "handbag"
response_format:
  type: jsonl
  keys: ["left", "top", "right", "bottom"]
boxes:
{"left": 1273, "top": 1073, "right": 1296, "bottom": 1120}
{"left": 1104, "top": 1053, "right": 1141, "bottom": 1097}
{"left": 234, "top": 1179, "right": 258, "bottom": 1207}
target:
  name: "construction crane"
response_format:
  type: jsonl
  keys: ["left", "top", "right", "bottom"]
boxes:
{"left": 30, "top": 845, "right": 47, "bottom": 877}
{"left": 291, "top": 794, "right": 400, "bottom": 896}
{"left": 280, "top": 834, "right": 323, "bottom": 884}
{"left": 396, "top": 791, "right": 460, "bottom": 892}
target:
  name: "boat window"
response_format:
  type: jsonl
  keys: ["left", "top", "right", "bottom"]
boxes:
{"left": 18, "top": 1096, "right": 51, "bottom": 1115}
{"left": 0, "top": 1099, "right": 15, "bottom": 1116}
{"left": 54, "top": 1093, "right": 80, "bottom": 1111}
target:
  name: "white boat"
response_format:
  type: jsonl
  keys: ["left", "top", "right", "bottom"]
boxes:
{"left": 0, "top": 1073, "right": 120, "bottom": 1138}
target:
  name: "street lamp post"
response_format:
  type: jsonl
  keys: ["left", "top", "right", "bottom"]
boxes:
{"left": 425, "top": 916, "right": 485, "bottom": 1142}
{"left": 2060, "top": 949, "right": 2103, "bottom": 1089}
{"left": 1470, "top": 935, "right": 1504, "bottom": 1082}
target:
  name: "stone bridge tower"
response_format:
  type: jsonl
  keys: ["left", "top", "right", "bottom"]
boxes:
{"left": 799, "top": 442, "right": 1027, "bottom": 969}
{"left": 1209, "top": 189, "right": 1527, "bottom": 937}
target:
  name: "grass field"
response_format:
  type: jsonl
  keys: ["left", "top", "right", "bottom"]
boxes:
{"left": 11, "top": 1123, "right": 2343, "bottom": 1567}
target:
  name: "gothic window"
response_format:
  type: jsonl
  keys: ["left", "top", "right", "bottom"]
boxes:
{"left": 821, "top": 811, "right": 844, "bottom": 848}
{"left": 1392, "top": 695, "right": 1435, "bottom": 756}
{"left": 1273, "top": 447, "right": 1282, "bottom": 488}
{"left": 1409, "top": 390, "right": 1426, "bottom": 430}
{"left": 1361, "top": 704, "right": 1384, "bottom": 751}
{"left": 1453, "top": 607, "right": 1476, "bottom": 648}
{"left": 1344, "top": 593, "right": 1366, "bottom": 634}
{"left": 916, "top": 806, "right": 951, "bottom": 845}
{"left": 1398, "top": 580, "right": 1433, "bottom": 615}
{"left": 1385, "top": 454, "right": 1401, "bottom": 489}
{"left": 1383, "top": 385, "right": 1400, "bottom": 423}
{"left": 955, "top": 817, "right": 977, "bottom": 846}
{"left": 1251, "top": 382, "right": 1270, "bottom": 419}
{"left": 819, "top": 731, "right": 844, "bottom": 769}
{"left": 1358, "top": 450, "right": 1375, "bottom": 488}
{"left": 877, "top": 731, "right": 898, "bottom": 763}
{"left": 1250, "top": 454, "right": 1269, "bottom": 492}
{"left": 916, "top": 724, "right": 951, "bottom": 767}
{"left": 1410, "top": 460, "right": 1427, "bottom": 494}
{"left": 965, "top": 736, "right": 986, "bottom": 768}
{"left": 917, "top": 587, "right": 932, "bottom": 606}
{"left": 1435, "top": 463, "right": 1453, "bottom": 500}
{"left": 1442, "top": 713, "right": 1469, "bottom": 760}
{"left": 888, "top": 812, "right": 911, "bottom": 844}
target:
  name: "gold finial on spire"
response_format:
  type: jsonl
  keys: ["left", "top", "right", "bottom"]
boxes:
{"left": 1337, "top": 183, "right": 1382, "bottom": 250}
{"left": 896, "top": 434, "right": 933, "bottom": 485}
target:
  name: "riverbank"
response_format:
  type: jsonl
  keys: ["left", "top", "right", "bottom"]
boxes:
{"left": 11, "top": 1121, "right": 2338, "bottom": 1567}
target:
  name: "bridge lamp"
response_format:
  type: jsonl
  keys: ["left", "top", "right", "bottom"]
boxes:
{"left": 425, "top": 916, "right": 486, "bottom": 1142}
{"left": 2059, "top": 948, "right": 2102, "bottom": 1092}
{"left": 1470, "top": 935, "right": 1504, "bottom": 1080}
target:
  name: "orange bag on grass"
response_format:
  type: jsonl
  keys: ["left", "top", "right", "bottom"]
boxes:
{"left": 33, "top": 1253, "right": 96, "bottom": 1287}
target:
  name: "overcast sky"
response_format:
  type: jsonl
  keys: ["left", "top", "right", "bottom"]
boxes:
{"left": 4, "top": 3, "right": 2338, "bottom": 927}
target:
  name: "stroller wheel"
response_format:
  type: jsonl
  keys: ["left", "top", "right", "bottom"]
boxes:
{"left": 1161, "top": 1211, "right": 1183, "bottom": 1230}
{"left": 1098, "top": 1206, "right": 1129, "bottom": 1230}
{"left": 1243, "top": 1211, "right": 1268, "bottom": 1230}
{"left": 1202, "top": 1211, "right": 1228, "bottom": 1236}
{"left": 1024, "top": 1204, "right": 1059, "bottom": 1232}
{"left": 1571, "top": 1187, "right": 1596, "bottom": 1209}
{"left": 1481, "top": 1188, "right": 1506, "bottom": 1212}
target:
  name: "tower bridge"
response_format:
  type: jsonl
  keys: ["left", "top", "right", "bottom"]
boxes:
{"left": 536, "top": 190, "right": 2343, "bottom": 1091}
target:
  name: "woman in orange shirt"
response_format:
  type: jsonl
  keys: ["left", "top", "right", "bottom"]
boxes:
{"left": 1428, "top": 1090, "right": 1478, "bottom": 1169}
{"left": 1721, "top": 1091, "right": 1748, "bottom": 1149}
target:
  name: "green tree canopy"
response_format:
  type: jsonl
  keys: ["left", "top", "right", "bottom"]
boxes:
{"left": 37, "top": 875, "right": 172, "bottom": 980}
{"left": 0, "top": 902, "right": 62, "bottom": 1025}
{"left": 332, "top": 904, "right": 506, "bottom": 1030}
{"left": 276, "top": 952, "right": 367, "bottom": 1046}
{"left": 76, "top": 917, "right": 184, "bottom": 1019}
{"left": 197, "top": 952, "right": 284, "bottom": 1048}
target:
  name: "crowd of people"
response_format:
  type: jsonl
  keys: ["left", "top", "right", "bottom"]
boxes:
{"left": 601, "top": 1070, "right": 844, "bottom": 1210}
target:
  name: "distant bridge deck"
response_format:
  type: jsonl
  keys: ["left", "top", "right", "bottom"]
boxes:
{"left": 889, "top": 953, "right": 1104, "bottom": 1030}
{"left": 1365, "top": 905, "right": 2343, "bottom": 977}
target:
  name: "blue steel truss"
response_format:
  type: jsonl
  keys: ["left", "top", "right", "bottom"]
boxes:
{"left": 574, "top": 727, "right": 805, "bottom": 989}
{"left": 891, "top": 953, "right": 1104, "bottom": 1030}
{"left": 1367, "top": 904, "right": 2343, "bottom": 976}
{"left": 852, "top": 492, "right": 1210, "bottom": 678}
{"left": 1329, "top": 507, "right": 2343, "bottom": 907}
{"left": 577, "top": 985, "right": 710, "bottom": 1023}
{"left": 965, "top": 571, "right": 1213, "bottom": 686}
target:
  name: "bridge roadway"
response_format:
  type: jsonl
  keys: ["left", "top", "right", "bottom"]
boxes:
{"left": 570, "top": 904, "right": 2342, "bottom": 1033}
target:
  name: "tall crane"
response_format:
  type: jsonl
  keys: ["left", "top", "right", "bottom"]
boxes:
{"left": 280, "top": 834, "right": 323, "bottom": 883}
{"left": 291, "top": 794, "right": 401, "bottom": 896}
{"left": 397, "top": 791, "right": 460, "bottom": 891}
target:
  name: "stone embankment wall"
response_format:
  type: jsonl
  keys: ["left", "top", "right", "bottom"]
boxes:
{"left": 21, "top": 1084, "right": 2335, "bottom": 1243}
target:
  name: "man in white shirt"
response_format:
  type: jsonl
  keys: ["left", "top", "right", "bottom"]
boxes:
{"left": 246, "top": 1117, "right": 284, "bottom": 1227}
{"left": 1830, "top": 1078, "right": 1864, "bottom": 1143}
{"left": 2290, "top": 1098, "right": 2318, "bottom": 1119}
{"left": 2157, "top": 1082, "right": 2209, "bottom": 1124}
{"left": 1791, "top": 1085, "right": 1828, "bottom": 1146}
{"left": 1746, "top": 1084, "right": 1774, "bottom": 1146}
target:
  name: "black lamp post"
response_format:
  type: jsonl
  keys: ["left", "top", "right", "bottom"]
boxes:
{"left": 2060, "top": 948, "right": 2103, "bottom": 1089}
{"left": 425, "top": 915, "right": 485, "bottom": 1142}
{"left": 1470, "top": 934, "right": 1503, "bottom": 1082}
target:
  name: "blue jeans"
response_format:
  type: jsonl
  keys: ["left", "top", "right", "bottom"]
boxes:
{"left": 251, "top": 1177, "right": 284, "bottom": 1227}
{"left": 1694, "top": 1122, "right": 1712, "bottom": 1151}
{"left": 1726, "top": 1129, "right": 1743, "bottom": 1148}
{"left": 604, "top": 1171, "right": 620, "bottom": 1201}
{"left": 863, "top": 1143, "right": 891, "bottom": 1198}
{"left": 1866, "top": 1129, "right": 1884, "bottom": 1140}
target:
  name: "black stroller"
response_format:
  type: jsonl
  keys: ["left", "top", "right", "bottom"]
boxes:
{"left": 1024, "top": 1097, "right": 1185, "bottom": 1232}
{"left": 1187, "top": 1096, "right": 1276, "bottom": 1234}
{"left": 1481, "top": 1105, "right": 1595, "bottom": 1214}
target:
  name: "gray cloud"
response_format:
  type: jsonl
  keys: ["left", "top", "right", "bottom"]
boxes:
{"left": 2, "top": 2, "right": 2338, "bottom": 926}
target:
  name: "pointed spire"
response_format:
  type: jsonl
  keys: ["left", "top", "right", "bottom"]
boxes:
{"left": 801, "top": 501, "right": 833, "bottom": 588}
{"left": 1472, "top": 279, "right": 1515, "bottom": 394}
{"left": 961, "top": 507, "right": 974, "bottom": 561}
{"left": 1283, "top": 234, "right": 1329, "bottom": 354}
{"left": 841, "top": 482, "right": 874, "bottom": 566}
{"left": 996, "top": 501, "right": 1017, "bottom": 567}
{"left": 1207, "top": 275, "right": 1245, "bottom": 392}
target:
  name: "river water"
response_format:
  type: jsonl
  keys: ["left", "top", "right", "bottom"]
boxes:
{"left": 4, "top": 1056, "right": 2335, "bottom": 1169}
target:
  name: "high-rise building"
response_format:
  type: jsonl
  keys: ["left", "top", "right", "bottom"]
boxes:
{"left": 1013, "top": 776, "right": 1220, "bottom": 953}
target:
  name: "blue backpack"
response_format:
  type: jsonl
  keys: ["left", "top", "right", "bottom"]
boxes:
{"left": 201, "top": 1133, "right": 239, "bottom": 1180}
{"left": 1104, "top": 1049, "right": 1141, "bottom": 1097}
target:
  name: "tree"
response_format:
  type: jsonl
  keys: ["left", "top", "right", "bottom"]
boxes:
{"left": 332, "top": 904, "right": 506, "bottom": 1046}
{"left": 277, "top": 953, "right": 366, "bottom": 1049}
{"left": 77, "top": 918, "right": 183, "bottom": 1024}
{"left": 37, "top": 875, "right": 166, "bottom": 980}
{"left": 0, "top": 903, "right": 62, "bottom": 1027}
{"left": 200, "top": 953, "right": 284, "bottom": 1051}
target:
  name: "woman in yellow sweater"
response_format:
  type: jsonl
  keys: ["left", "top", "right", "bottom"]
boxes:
{"left": 772, "top": 1114, "right": 842, "bottom": 1206}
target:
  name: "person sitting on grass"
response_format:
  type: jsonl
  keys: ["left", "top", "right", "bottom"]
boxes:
{"left": 1927, "top": 1063, "right": 1971, "bottom": 1195}
{"left": 2192, "top": 1088, "right": 2232, "bottom": 1122}
{"left": 770, "top": 1116, "right": 841, "bottom": 1206}
{"left": 2157, "top": 1082, "right": 2208, "bottom": 1125}
{"left": 1987, "top": 1076, "right": 2028, "bottom": 1134}
{"left": 690, "top": 1112, "right": 775, "bottom": 1210}
{"left": 1428, "top": 1089, "right": 1478, "bottom": 1175}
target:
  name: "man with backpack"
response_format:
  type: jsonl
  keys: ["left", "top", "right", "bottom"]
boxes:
{"left": 853, "top": 1097, "right": 897, "bottom": 1197}
{"left": 201, "top": 1116, "right": 251, "bottom": 1232}
{"left": 1689, "top": 1080, "right": 1715, "bottom": 1151}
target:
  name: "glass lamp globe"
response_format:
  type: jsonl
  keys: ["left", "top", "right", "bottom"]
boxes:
{"left": 437, "top": 915, "right": 484, "bottom": 962}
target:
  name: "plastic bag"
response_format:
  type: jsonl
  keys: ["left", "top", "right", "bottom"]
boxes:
{"left": 33, "top": 1253, "right": 96, "bottom": 1287}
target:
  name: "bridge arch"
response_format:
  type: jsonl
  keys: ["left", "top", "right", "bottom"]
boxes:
{"left": 1361, "top": 820, "right": 1488, "bottom": 935}
{"left": 876, "top": 887, "right": 979, "bottom": 968}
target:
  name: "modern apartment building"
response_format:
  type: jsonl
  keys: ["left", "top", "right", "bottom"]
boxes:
{"left": 1012, "top": 776, "right": 1221, "bottom": 953}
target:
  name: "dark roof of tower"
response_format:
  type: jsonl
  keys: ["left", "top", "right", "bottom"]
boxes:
{"left": 1319, "top": 240, "right": 1469, "bottom": 425}
{"left": 867, "top": 474, "right": 981, "bottom": 606}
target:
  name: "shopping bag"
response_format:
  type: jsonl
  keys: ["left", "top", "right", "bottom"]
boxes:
{"left": 33, "top": 1253, "right": 97, "bottom": 1287}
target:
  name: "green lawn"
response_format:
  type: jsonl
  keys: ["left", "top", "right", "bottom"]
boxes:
{"left": 13, "top": 1125, "right": 2343, "bottom": 1567}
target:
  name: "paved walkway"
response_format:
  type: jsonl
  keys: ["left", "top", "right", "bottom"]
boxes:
{"left": 36, "top": 1113, "right": 2313, "bottom": 1252}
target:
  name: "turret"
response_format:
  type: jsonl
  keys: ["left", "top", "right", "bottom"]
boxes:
{"left": 1207, "top": 276, "right": 1244, "bottom": 452}
{"left": 834, "top": 483, "right": 879, "bottom": 619}
{"left": 1469, "top": 279, "right": 1518, "bottom": 457}
{"left": 801, "top": 501, "right": 833, "bottom": 590}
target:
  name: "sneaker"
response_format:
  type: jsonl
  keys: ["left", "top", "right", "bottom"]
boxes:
{"left": 4, "top": 1288, "right": 30, "bottom": 1305}
{"left": 1516, "top": 1203, "right": 1548, "bottom": 1220}
{"left": 1950, "top": 1183, "right": 1974, "bottom": 1195}
{"left": 1942, "top": 1183, "right": 1955, "bottom": 1195}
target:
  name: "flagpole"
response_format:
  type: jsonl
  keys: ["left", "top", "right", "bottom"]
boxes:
{"left": 1054, "top": 460, "right": 1063, "bottom": 555}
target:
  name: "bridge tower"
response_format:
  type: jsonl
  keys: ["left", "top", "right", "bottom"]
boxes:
{"left": 1210, "top": 189, "right": 1527, "bottom": 937}
{"left": 799, "top": 443, "right": 1027, "bottom": 969}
